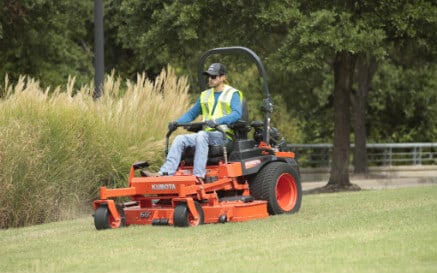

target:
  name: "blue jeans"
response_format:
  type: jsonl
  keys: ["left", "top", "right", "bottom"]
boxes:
{"left": 159, "top": 130, "right": 225, "bottom": 178}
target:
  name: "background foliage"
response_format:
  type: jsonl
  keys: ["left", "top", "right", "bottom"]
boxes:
{"left": 0, "top": 1, "right": 94, "bottom": 87}
{"left": 2, "top": 0, "right": 436, "bottom": 143}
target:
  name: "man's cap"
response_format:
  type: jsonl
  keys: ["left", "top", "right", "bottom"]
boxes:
{"left": 203, "top": 63, "right": 226, "bottom": 76}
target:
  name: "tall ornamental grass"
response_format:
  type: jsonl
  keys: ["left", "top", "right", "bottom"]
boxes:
{"left": 0, "top": 67, "right": 191, "bottom": 228}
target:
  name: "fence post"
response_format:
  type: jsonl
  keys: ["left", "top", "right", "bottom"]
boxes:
{"left": 414, "top": 146, "right": 422, "bottom": 165}
{"left": 383, "top": 147, "right": 392, "bottom": 166}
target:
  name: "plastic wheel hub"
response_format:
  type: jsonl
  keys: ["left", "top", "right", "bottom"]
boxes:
{"left": 275, "top": 173, "right": 297, "bottom": 211}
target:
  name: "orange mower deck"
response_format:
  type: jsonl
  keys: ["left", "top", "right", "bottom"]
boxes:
{"left": 93, "top": 161, "right": 274, "bottom": 228}
{"left": 93, "top": 149, "right": 301, "bottom": 228}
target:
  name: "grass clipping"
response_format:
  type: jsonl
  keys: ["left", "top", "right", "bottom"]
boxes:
{"left": 0, "top": 66, "right": 191, "bottom": 228}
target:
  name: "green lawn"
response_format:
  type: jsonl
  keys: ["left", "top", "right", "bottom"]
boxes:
{"left": 1, "top": 186, "right": 436, "bottom": 273}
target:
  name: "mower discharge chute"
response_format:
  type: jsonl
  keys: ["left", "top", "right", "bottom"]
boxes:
{"left": 93, "top": 47, "right": 302, "bottom": 229}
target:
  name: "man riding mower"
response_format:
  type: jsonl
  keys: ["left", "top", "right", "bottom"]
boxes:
{"left": 93, "top": 46, "right": 302, "bottom": 228}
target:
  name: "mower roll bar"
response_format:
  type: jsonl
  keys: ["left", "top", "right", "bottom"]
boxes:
{"left": 197, "top": 46, "right": 273, "bottom": 144}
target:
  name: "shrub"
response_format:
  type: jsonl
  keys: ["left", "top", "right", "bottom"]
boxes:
{"left": 0, "top": 66, "right": 191, "bottom": 228}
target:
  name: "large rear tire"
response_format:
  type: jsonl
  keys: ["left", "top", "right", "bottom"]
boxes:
{"left": 94, "top": 204, "right": 126, "bottom": 230}
{"left": 250, "top": 162, "right": 302, "bottom": 215}
{"left": 173, "top": 201, "right": 204, "bottom": 227}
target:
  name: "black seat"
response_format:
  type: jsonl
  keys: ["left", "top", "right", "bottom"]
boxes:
{"left": 181, "top": 141, "right": 234, "bottom": 165}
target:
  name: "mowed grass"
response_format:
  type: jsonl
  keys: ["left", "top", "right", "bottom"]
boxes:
{"left": 1, "top": 186, "right": 436, "bottom": 273}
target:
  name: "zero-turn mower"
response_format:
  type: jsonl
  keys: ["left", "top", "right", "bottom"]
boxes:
{"left": 93, "top": 46, "right": 302, "bottom": 229}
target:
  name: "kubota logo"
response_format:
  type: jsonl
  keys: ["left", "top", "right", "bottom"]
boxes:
{"left": 245, "top": 159, "right": 261, "bottom": 169}
{"left": 151, "top": 184, "right": 176, "bottom": 190}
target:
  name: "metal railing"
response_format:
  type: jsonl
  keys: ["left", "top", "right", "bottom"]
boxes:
{"left": 287, "top": 143, "right": 437, "bottom": 168}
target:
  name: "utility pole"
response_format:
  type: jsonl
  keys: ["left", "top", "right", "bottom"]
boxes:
{"left": 94, "top": 0, "right": 104, "bottom": 98}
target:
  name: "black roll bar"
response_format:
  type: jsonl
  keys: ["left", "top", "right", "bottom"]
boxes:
{"left": 197, "top": 46, "right": 273, "bottom": 144}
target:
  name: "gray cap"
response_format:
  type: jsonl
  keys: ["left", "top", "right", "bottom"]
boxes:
{"left": 203, "top": 63, "right": 226, "bottom": 76}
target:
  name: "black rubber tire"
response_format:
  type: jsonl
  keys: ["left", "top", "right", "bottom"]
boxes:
{"left": 173, "top": 201, "right": 204, "bottom": 227}
{"left": 250, "top": 162, "right": 302, "bottom": 215}
{"left": 94, "top": 204, "right": 126, "bottom": 230}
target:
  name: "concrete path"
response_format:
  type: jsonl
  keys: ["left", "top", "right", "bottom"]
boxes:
{"left": 302, "top": 175, "right": 437, "bottom": 191}
{"left": 300, "top": 165, "right": 437, "bottom": 191}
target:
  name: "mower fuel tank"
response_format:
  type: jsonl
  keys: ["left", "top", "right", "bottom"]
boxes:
{"left": 229, "top": 139, "right": 260, "bottom": 161}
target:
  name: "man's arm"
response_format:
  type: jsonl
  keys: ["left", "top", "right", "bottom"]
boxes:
{"left": 176, "top": 98, "right": 202, "bottom": 123}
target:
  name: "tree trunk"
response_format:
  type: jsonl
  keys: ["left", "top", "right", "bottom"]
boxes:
{"left": 326, "top": 51, "right": 359, "bottom": 191}
{"left": 352, "top": 55, "right": 377, "bottom": 176}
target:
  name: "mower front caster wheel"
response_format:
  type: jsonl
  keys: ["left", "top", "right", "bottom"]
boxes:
{"left": 94, "top": 204, "right": 126, "bottom": 230}
{"left": 173, "top": 201, "right": 204, "bottom": 227}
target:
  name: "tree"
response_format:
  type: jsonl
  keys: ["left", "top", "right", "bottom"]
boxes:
{"left": 352, "top": 54, "right": 377, "bottom": 175}
{"left": 106, "top": 0, "right": 298, "bottom": 77}
{"left": 368, "top": 62, "right": 437, "bottom": 142}
{"left": 274, "top": 6, "right": 385, "bottom": 191}
{"left": 274, "top": 0, "right": 436, "bottom": 191}
{"left": 0, "top": 0, "right": 94, "bottom": 88}
{"left": 327, "top": 50, "right": 357, "bottom": 189}
{"left": 366, "top": 0, "right": 437, "bottom": 142}
{"left": 351, "top": 0, "right": 437, "bottom": 174}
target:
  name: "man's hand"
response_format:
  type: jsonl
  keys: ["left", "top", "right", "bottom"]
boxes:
{"left": 168, "top": 121, "right": 178, "bottom": 131}
{"left": 205, "top": 119, "right": 217, "bottom": 128}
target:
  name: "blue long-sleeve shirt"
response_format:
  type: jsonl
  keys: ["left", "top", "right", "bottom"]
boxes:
{"left": 176, "top": 91, "right": 242, "bottom": 125}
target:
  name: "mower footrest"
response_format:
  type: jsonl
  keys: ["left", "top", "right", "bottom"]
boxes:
{"left": 123, "top": 201, "right": 139, "bottom": 207}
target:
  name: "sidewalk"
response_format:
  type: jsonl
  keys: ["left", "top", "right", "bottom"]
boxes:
{"left": 302, "top": 176, "right": 437, "bottom": 191}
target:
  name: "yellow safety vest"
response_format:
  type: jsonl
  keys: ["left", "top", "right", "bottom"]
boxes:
{"left": 200, "top": 85, "right": 243, "bottom": 139}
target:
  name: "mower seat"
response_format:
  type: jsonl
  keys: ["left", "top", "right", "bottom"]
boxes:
{"left": 181, "top": 141, "right": 234, "bottom": 166}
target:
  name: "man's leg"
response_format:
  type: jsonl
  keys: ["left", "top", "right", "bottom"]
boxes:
{"left": 160, "top": 133, "right": 197, "bottom": 175}
{"left": 193, "top": 131, "right": 224, "bottom": 178}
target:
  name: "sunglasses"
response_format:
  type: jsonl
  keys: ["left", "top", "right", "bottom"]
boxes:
{"left": 208, "top": 75, "right": 221, "bottom": 79}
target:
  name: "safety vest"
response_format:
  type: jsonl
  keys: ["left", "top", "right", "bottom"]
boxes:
{"left": 200, "top": 85, "right": 243, "bottom": 139}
